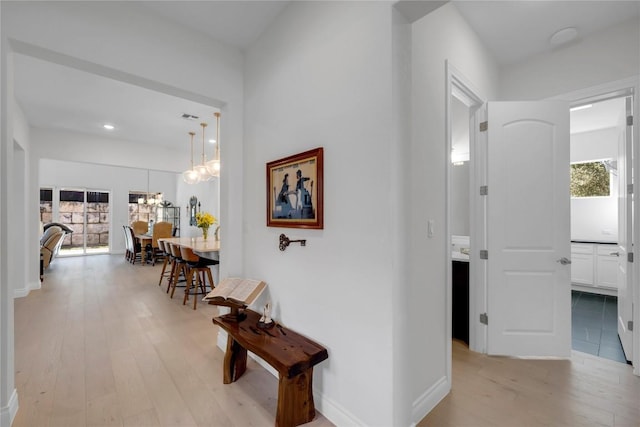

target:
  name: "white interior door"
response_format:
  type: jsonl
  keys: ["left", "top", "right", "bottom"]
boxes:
{"left": 618, "top": 95, "right": 634, "bottom": 362}
{"left": 484, "top": 101, "right": 571, "bottom": 357}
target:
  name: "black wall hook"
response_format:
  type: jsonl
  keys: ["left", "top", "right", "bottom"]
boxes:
{"left": 279, "top": 234, "right": 306, "bottom": 251}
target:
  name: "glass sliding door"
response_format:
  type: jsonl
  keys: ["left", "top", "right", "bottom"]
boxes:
{"left": 58, "top": 188, "right": 110, "bottom": 255}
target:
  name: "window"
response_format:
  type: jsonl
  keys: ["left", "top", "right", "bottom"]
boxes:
{"left": 570, "top": 161, "right": 611, "bottom": 198}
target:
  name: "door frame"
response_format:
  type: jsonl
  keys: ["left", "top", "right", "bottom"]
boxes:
{"left": 445, "top": 60, "right": 486, "bottom": 372}
{"left": 549, "top": 76, "right": 639, "bottom": 374}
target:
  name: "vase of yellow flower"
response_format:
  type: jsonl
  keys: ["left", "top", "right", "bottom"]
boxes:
{"left": 195, "top": 211, "right": 216, "bottom": 240}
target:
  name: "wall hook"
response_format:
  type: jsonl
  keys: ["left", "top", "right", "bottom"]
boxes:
{"left": 279, "top": 234, "right": 306, "bottom": 251}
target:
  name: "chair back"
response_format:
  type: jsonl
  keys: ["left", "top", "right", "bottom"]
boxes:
{"left": 152, "top": 221, "right": 173, "bottom": 248}
{"left": 180, "top": 246, "right": 200, "bottom": 263}
{"left": 131, "top": 221, "right": 148, "bottom": 235}
{"left": 168, "top": 242, "right": 182, "bottom": 259}
{"left": 42, "top": 227, "right": 64, "bottom": 251}
{"left": 125, "top": 226, "right": 138, "bottom": 251}
{"left": 157, "top": 239, "right": 165, "bottom": 254}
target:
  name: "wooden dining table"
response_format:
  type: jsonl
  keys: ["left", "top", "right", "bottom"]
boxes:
{"left": 159, "top": 236, "right": 220, "bottom": 260}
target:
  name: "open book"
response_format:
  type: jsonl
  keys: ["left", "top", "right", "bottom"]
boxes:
{"left": 203, "top": 277, "right": 266, "bottom": 306}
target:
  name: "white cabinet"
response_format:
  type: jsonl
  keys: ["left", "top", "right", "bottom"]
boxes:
{"left": 570, "top": 242, "right": 618, "bottom": 294}
{"left": 596, "top": 244, "right": 619, "bottom": 288}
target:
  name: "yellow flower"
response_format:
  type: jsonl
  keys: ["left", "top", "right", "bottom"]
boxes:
{"left": 195, "top": 211, "right": 216, "bottom": 229}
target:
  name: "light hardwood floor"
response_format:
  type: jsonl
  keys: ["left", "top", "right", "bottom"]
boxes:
{"left": 420, "top": 340, "right": 640, "bottom": 427}
{"left": 13, "top": 255, "right": 332, "bottom": 427}
{"left": 14, "top": 255, "right": 640, "bottom": 426}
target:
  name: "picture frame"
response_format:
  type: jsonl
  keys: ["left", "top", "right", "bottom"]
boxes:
{"left": 266, "top": 147, "right": 323, "bottom": 229}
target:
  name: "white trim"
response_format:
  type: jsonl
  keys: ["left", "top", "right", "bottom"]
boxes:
{"left": 14, "top": 279, "right": 41, "bottom": 298}
{"left": 445, "top": 61, "right": 486, "bottom": 363}
{"left": 0, "top": 389, "right": 18, "bottom": 427}
{"left": 410, "top": 375, "right": 449, "bottom": 426}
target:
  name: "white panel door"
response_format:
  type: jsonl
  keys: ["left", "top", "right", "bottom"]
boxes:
{"left": 618, "top": 95, "right": 633, "bottom": 362}
{"left": 485, "top": 101, "right": 571, "bottom": 357}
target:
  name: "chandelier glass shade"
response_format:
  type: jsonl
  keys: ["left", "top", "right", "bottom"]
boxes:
{"left": 183, "top": 131, "right": 200, "bottom": 184}
{"left": 205, "top": 112, "right": 221, "bottom": 177}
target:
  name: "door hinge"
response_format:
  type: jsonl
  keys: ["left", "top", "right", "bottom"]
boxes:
{"left": 480, "top": 313, "right": 488, "bottom": 325}
{"left": 480, "top": 185, "right": 488, "bottom": 196}
{"left": 628, "top": 184, "right": 633, "bottom": 195}
{"left": 627, "top": 115, "right": 633, "bottom": 126}
{"left": 629, "top": 320, "right": 634, "bottom": 331}
{"left": 480, "top": 250, "right": 488, "bottom": 260}
{"left": 628, "top": 252, "right": 634, "bottom": 263}
{"left": 479, "top": 121, "right": 488, "bottom": 132}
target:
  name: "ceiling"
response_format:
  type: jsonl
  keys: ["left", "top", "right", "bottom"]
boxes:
{"left": 12, "top": 1, "right": 639, "bottom": 152}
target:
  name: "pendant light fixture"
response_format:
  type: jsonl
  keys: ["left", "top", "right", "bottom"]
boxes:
{"left": 206, "top": 112, "right": 221, "bottom": 177}
{"left": 194, "top": 122, "right": 212, "bottom": 182}
{"left": 183, "top": 131, "right": 200, "bottom": 184}
{"left": 138, "top": 169, "right": 160, "bottom": 205}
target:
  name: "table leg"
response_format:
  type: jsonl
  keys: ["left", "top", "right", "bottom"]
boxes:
{"left": 276, "top": 368, "right": 316, "bottom": 427}
{"left": 223, "top": 336, "right": 247, "bottom": 384}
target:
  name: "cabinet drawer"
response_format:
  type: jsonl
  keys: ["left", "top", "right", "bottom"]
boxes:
{"left": 571, "top": 243, "right": 595, "bottom": 255}
{"left": 596, "top": 244, "right": 618, "bottom": 256}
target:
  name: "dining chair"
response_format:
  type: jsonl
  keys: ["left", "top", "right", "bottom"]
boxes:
{"left": 125, "top": 226, "right": 142, "bottom": 264}
{"left": 167, "top": 242, "right": 187, "bottom": 296}
{"left": 157, "top": 240, "right": 173, "bottom": 287}
{"left": 131, "top": 220, "right": 148, "bottom": 236}
{"left": 149, "top": 221, "right": 173, "bottom": 265}
{"left": 179, "top": 246, "right": 217, "bottom": 310}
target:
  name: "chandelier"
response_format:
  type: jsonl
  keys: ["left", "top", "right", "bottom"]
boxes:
{"left": 194, "top": 122, "right": 212, "bottom": 182}
{"left": 182, "top": 131, "right": 200, "bottom": 184}
{"left": 138, "top": 169, "right": 162, "bottom": 205}
{"left": 183, "top": 112, "right": 221, "bottom": 184}
{"left": 205, "top": 112, "right": 221, "bottom": 177}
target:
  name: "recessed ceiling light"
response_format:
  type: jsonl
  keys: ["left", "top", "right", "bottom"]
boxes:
{"left": 103, "top": 124, "right": 115, "bottom": 130}
{"left": 550, "top": 27, "right": 578, "bottom": 46}
{"left": 209, "top": 139, "right": 216, "bottom": 144}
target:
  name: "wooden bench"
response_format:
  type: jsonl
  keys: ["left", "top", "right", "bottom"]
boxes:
{"left": 212, "top": 309, "right": 328, "bottom": 427}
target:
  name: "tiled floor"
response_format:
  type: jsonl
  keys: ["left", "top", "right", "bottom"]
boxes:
{"left": 571, "top": 290, "right": 628, "bottom": 363}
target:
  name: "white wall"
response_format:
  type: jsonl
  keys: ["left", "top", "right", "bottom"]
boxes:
{"left": 244, "top": 2, "right": 397, "bottom": 425}
{"left": 500, "top": 18, "right": 640, "bottom": 100}
{"left": 176, "top": 177, "right": 220, "bottom": 239}
{"left": 450, "top": 162, "right": 470, "bottom": 236}
{"left": 410, "top": 2, "right": 499, "bottom": 419}
{"left": 570, "top": 127, "right": 619, "bottom": 242}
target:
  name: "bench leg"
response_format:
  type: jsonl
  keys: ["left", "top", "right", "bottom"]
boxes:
{"left": 223, "top": 336, "right": 247, "bottom": 384}
{"left": 276, "top": 368, "right": 316, "bottom": 427}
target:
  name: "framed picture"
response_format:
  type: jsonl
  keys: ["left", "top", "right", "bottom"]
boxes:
{"left": 266, "top": 147, "right": 323, "bottom": 229}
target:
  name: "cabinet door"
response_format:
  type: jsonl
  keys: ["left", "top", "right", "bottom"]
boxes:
{"left": 571, "top": 244, "right": 594, "bottom": 285}
{"left": 571, "top": 253, "right": 594, "bottom": 285}
{"left": 596, "top": 245, "right": 619, "bottom": 289}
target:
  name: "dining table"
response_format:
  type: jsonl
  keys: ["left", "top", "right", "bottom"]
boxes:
{"left": 159, "top": 236, "right": 220, "bottom": 260}
{"left": 134, "top": 233, "right": 153, "bottom": 264}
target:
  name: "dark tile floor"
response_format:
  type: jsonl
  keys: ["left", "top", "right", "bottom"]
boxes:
{"left": 572, "top": 290, "right": 628, "bottom": 363}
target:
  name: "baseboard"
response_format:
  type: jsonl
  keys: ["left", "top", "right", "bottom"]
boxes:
{"left": 314, "top": 390, "right": 364, "bottom": 426}
{"left": 215, "top": 330, "right": 363, "bottom": 426}
{"left": 0, "top": 389, "right": 19, "bottom": 427}
{"left": 14, "top": 280, "right": 41, "bottom": 298}
{"left": 411, "top": 375, "right": 450, "bottom": 426}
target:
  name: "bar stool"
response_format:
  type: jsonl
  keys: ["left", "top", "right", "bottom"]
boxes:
{"left": 157, "top": 240, "right": 173, "bottom": 287}
{"left": 180, "top": 246, "right": 217, "bottom": 310}
{"left": 168, "top": 243, "right": 187, "bottom": 297}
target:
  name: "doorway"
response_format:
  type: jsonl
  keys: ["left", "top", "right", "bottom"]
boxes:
{"left": 569, "top": 93, "right": 634, "bottom": 364}
{"left": 446, "top": 61, "right": 484, "bottom": 355}
{"left": 56, "top": 188, "right": 111, "bottom": 255}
